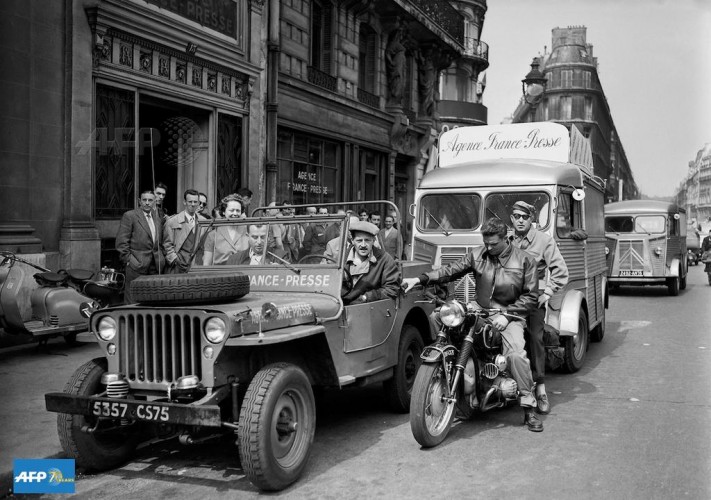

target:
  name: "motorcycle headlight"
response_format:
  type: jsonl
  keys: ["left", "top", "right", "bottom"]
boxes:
{"left": 204, "top": 317, "right": 227, "bottom": 344}
{"left": 439, "top": 301, "right": 466, "bottom": 327}
{"left": 97, "top": 316, "right": 117, "bottom": 341}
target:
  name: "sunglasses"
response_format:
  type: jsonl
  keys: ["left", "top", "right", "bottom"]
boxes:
{"left": 512, "top": 213, "right": 531, "bottom": 220}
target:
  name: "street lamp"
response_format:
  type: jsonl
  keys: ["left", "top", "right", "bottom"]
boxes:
{"left": 521, "top": 57, "right": 547, "bottom": 122}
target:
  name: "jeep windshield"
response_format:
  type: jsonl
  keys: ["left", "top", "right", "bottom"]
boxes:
{"left": 194, "top": 216, "right": 346, "bottom": 268}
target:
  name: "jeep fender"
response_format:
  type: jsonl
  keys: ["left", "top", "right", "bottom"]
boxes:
{"left": 557, "top": 289, "right": 585, "bottom": 337}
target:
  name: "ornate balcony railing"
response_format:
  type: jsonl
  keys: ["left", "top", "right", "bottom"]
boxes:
{"left": 357, "top": 88, "right": 380, "bottom": 108}
{"left": 307, "top": 66, "right": 337, "bottom": 92}
{"left": 463, "top": 38, "right": 489, "bottom": 61}
{"left": 408, "top": 0, "right": 464, "bottom": 44}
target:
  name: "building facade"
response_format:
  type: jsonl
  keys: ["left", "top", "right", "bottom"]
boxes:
{"left": 1, "top": 0, "right": 473, "bottom": 269}
{"left": 511, "top": 26, "right": 638, "bottom": 202}
{"left": 675, "top": 143, "right": 711, "bottom": 227}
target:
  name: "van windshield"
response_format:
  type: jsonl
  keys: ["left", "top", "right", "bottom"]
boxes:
{"left": 418, "top": 194, "right": 481, "bottom": 231}
{"left": 483, "top": 192, "right": 551, "bottom": 229}
{"left": 605, "top": 215, "right": 665, "bottom": 234}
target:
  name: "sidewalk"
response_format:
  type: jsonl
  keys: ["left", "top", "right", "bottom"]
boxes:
{"left": 0, "top": 338, "right": 101, "bottom": 497}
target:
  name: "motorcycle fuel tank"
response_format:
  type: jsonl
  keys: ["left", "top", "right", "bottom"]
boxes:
{"left": 31, "top": 287, "right": 87, "bottom": 327}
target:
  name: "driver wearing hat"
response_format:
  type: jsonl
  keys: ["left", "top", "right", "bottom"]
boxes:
{"left": 341, "top": 220, "right": 401, "bottom": 305}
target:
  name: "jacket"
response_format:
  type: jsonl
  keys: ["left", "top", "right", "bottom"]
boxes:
{"left": 163, "top": 211, "right": 200, "bottom": 265}
{"left": 115, "top": 208, "right": 165, "bottom": 274}
{"left": 422, "top": 243, "right": 537, "bottom": 315}
{"left": 378, "top": 227, "right": 403, "bottom": 260}
{"left": 341, "top": 246, "right": 401, "bottom": 304}
{"left": 511, "top": 226, "right": 569, "bottom": 297}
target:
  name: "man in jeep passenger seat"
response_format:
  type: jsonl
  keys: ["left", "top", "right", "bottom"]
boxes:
{"left": 402, "top": 217, "right": 543, "bottom": 432}
{"left": 341, "top": 220, "right": 400, "bottom": 305}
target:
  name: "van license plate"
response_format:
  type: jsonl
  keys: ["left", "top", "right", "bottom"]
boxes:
{"left": 619, "top": 270, "right": 643, "bottom": 276}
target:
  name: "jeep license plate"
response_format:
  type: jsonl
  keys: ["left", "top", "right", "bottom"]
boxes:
{"left": 619, "top": 270, "right": 643, "bottom": 276}
{"left": 92, "top": 400, "right": 169, "bottom": 422}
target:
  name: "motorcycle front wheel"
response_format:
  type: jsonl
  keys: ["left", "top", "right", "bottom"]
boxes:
{"left": 410, "top": 363, "right": 456, "bottom": 448}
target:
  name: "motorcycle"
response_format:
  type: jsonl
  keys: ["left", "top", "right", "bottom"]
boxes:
{"left": 409, "top": 291, "right": 527, "bottom": 447}
{"left": 0, "top": 251, "right": 124, "bottom": 344}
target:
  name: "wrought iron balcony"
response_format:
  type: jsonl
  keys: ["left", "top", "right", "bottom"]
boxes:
{"left": 357, "top": 88, "right": 380, "bottom": 109}
{"left": 307, "top": 66, "right": 337, "bottom": 92}
{"left": 463, "top": 38, "right": 489, "bottom": 61}
{"left": 408, "top": 0, "right": 464, "bottom": 44}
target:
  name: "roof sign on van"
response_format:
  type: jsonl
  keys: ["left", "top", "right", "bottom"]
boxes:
{"left": 438, "top": 122, "right": 571, "bottom": 167}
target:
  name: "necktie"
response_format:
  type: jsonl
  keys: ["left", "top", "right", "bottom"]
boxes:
{"left": 146, "top": 212, "right": 156, "bottom": 242}
{"left": 188, "top": 215, "right": 194, "bottom": 231}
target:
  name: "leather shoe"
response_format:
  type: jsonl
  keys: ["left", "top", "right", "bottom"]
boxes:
{"left": 524, "top": 409, "right": 544, "bottom": 432}
{"left": 536, "top": 393, "right": 551, "bottom": 414}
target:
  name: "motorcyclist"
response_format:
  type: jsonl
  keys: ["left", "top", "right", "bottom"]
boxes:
{"left": 402, "top": 217, "right": 543, "bottom": 431}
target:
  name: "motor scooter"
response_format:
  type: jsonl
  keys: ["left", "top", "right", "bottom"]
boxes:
{"left": 0, "top": 251, "right": 123, "bottom": 345}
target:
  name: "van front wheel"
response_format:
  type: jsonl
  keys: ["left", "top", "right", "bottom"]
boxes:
{"left": 667, "top": 277, "right": 679, "bottom": 296}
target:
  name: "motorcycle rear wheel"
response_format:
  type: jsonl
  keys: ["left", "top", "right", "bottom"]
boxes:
{"left": 410, "top": 363, "right": 456, "bottom": 448}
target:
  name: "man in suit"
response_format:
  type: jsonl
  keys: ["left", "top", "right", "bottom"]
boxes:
{"left": 163, "top": 189, "right": 201, "bottom": 273}
{"left": 378, "top": 214, "right": 403, "bottom": 260}
{"left": 226, "top": 224, "right": 274, "bottom": 265}
{"left": 116, "top": 189, "right": 165, "bottom": 303}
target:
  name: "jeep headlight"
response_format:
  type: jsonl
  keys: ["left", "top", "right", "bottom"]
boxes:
{"left": 97, "top": 316, "right": 117, "bottom": 341}
{"left": 439, "top": 301, "right": 465, "bottom": 327}
{"left": 204, "top": 317, "right": 227, "bottom": 344}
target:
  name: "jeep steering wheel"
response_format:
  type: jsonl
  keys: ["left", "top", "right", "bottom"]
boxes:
{"left": 297, "top": 254, "right": 337, "bottom": 264}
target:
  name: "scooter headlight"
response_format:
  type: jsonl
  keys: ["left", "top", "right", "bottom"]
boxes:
{"left": 97, "top": 316, "right": 117, "bottom": 341}
{"left": 439, "top": 301, "right": 466, "bottom": 327}
{"left": 204, "top": 317, "right": 227, "bottom": 344}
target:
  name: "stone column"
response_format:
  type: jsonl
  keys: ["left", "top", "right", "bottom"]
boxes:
{"left": 60, "top": 1, "right": 101, "bottom": 271}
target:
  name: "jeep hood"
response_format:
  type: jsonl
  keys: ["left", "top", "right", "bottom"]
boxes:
{"left": 218, "top": 292, "right": 340, "bottom": 336}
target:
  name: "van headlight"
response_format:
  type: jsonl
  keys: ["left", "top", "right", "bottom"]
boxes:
{"left": 654, "top": 247, "right": 662, "bottom": 256}
{"left": 439, "top": 301, "right": 465, "bottom": 327}
{"left": 97, "top": 316, "right": 117, "bottom": 341}
{"left": 204, "top": 317, "right": 227, "bottom": 344}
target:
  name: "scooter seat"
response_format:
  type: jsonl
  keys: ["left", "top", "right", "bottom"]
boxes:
{"left": 65, "top": 269, "right": 95, "bottom": 282}
{"left": 34, "top": 272, "right": 68, "bottom": 285}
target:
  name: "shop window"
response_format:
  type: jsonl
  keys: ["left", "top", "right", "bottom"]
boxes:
{"left": 216, "top": 113, "right": 243, "bottom": 201}
{"left": 277, "top": 129, "right": 341, "bottom": 205}
{"left": 95, "top": 84, "right": 136, "bottom": 219}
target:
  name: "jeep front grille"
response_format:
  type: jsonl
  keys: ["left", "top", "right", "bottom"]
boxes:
{"left": 116, "top": 312, "right": 202, "bottom": 387}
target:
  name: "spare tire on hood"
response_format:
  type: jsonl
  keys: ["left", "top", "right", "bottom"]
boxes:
{"left": 130, "top": 271, "right": 249, "bottom": 305}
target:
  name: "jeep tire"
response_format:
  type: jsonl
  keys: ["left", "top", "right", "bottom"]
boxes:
{"left": 238, "top": 363, "right": 316, "bottom": 491}
{"left": 131, "top": 271, "right": 249, "bottom": 304}
{"left": 57, "top": 358, "right": 139, "bottom": 471}
{"left": 383, "top": 324, "right": 424, "bottom": 412}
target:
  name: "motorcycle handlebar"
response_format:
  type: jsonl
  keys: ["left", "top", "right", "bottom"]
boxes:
{"left": 420, "top": 289, "right": 527, "bottom": 318}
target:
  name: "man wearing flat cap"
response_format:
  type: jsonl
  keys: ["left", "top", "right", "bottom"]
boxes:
{"left": 510, "top": 200, "right": 569, "bottom": 414}
{"left": 341, "top": 220, "right": 401, "bottom": 305}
